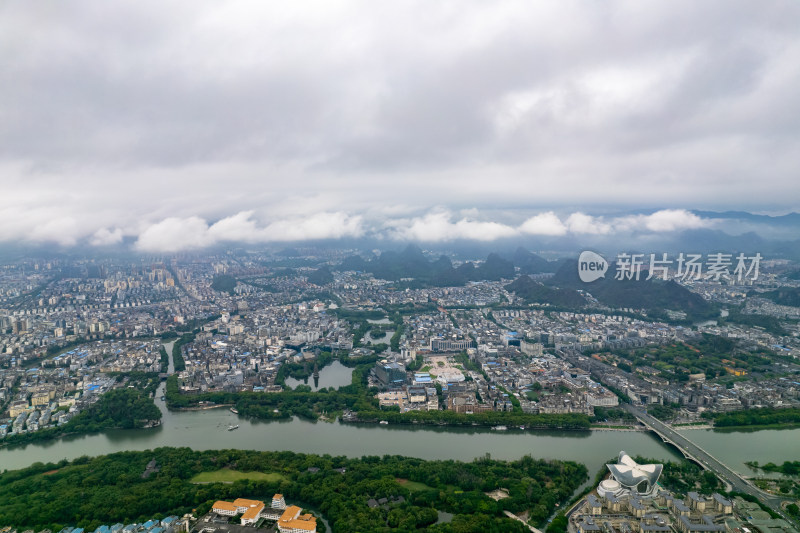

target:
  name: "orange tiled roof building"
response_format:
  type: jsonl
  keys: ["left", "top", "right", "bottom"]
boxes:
{"left": 211, "top": 495, "right": 316, "bottom": 533}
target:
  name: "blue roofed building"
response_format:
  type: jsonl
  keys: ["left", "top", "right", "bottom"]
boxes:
{"left": 160, "top": 517, "right": 178, "bottom": 529}
{"left": 413, "top": 372, "right": 432, "bottom": 386}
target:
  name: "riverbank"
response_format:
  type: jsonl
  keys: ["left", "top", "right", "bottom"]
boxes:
{"left": 0, "top": 383, "right": 685, "bottom": 476}
{"left": 709, "top": 422, "right": 800, "bottom": 431}
{"left": 0, "top": 423, "right": 161, "bottom": 450}
{"left": 3, "top": 381, "right": 799, "bottom": 491}
{"left": 170, "top": 403, "right": 234, "bottom": 412}
{"left": 590, "top": 425, "right": 646, "bottom": 431}
{"left": 343, "top": 418, "right": 591, "bottom": 433}
{"left": 1, "top": 387, "right": 161, "bottom": 449}
{"left": 704, "top": 407, "right": 800, "bottom": 429}
{"left": 345, "top": 409, "right": 591, "bottom": 430}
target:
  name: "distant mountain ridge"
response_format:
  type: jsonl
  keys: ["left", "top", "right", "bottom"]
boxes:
{"left": 336, "top": 246, "right": 721, "bottom": 321}
{"left": 511, "top": 247, "right": 563, "bottom": 274}
{"left": 691, "top": 210, "right": 800, "bottom": 226}
{"left": 504, "top": 276, "right": 587, "bottom": 307}
{"left": 671, "top": 229, "right": 765, "bottom": 252}
{"left": 335, "top": 245, "right": 554, "bottom": 286}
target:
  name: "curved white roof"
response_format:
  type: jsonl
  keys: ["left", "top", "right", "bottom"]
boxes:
{"left": 606, "top": 451, "right": 663, "bottom": 489}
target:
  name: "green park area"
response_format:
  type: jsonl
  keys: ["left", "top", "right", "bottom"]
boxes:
{"left": 395, "top": 478, "right": 436, "bottom": 492}
{"left": 190, "top": 469, "right": 286, "bottom": 484}
{"left": 0, "top": 448, "right": 588, "bottom": 533}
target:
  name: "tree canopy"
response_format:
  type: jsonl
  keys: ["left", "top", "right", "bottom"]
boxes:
{"left": 0, "top": 448, "right": 587, "bottom": 533}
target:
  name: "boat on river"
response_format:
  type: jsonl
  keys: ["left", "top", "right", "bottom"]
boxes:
{"left": 227, "top": 424, "right": 239, "bottom": 431}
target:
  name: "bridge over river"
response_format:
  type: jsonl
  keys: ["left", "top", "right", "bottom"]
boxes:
{"left": 624, "top": 404, "right": 797, "bottom": 527}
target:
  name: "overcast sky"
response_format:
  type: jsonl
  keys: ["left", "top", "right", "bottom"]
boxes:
{"left": 2, "top": 1, "right": 799, "bottom": 251}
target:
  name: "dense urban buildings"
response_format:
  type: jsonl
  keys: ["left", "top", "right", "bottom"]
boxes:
{"left": 1, "top": 248, "right": 799, "bottom": 532}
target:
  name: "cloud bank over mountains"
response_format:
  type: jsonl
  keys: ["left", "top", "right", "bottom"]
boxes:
{"left": 0, "top": 200, "right": 786, "bottom": 252}
{"left": 78, "top": 208, "right": 715, "bottom": 252}
{"left": 134, "top": 212, "right": 366, "bottom": 252}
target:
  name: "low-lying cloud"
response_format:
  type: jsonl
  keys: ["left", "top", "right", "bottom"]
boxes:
{"left": 133, "top": 211, "right": 365, "bottom": 252}
{"left": 90, "top": 227, "right": 124, "bottom": 247}
{"left": 0, "top": 207, "right": 720, "bottom": 251}
{"left": 386, "top": 211, "right": 518, "bottom": 242}
{"left": 519, "top": 212, "right": 568, "bottom": 236}
{"left": 116, "top": 208, "right": 716, "bottom": 251}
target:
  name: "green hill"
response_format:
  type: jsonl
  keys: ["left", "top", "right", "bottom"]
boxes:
{"left": 759, "top": 287, "right": 800, "bottom": 307}
{"left": 549, "top": 260, "right": 715, "bottom": 320}
{"left": 307, "top": 266, "right": 334, "bottom": 286}
{"left": 210, "top": 274, "right": 236, "bottom": 294}
{"left": 512, "top": 247, "right": 560, "bottom": 274}
{"left": 505, "top": 275, "right": 587, "bottom": 307}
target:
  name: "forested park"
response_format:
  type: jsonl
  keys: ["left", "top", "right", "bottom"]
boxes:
{"left": 0, "top": 448, "right": 588, "bottom": 533}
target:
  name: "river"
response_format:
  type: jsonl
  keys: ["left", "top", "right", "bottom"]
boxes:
{"left": 2, "top": 348, "right": 798, "bottom": 488}
{"left": 677, "top": 426, "right": 800, "bottom": 477}
{"left": 164, "top": 339, "right": 176, "bottom": 373}
{"left": 0, "top": 381, "right": 682, "bottom": 479}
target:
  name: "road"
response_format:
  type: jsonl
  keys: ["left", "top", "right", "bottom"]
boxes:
{"left": 503, "top": 510, "right": 542, "bottom": 533}
{"left": 624, "top": 404, "right": 797, "bottom": 526}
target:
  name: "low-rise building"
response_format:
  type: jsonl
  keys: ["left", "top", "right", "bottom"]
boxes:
{"left": 211, "top": 501, "right": 237, "bottom": 517}
{"left": 277, "top": 505, "right": 316, "bottom": 533}
{"left": 711, "top": 493, "right": 732, "bottom": 515}
{"left": 211, "top": 495, "right": 316, "bottom": 532}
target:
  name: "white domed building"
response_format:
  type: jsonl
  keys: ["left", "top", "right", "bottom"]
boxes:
{"left": 597, "top": 478, "right": 623, "bottom": 498}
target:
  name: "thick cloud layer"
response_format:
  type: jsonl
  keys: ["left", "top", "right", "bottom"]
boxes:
{"left": 125, "top": 208, "right": 712, "bottom": 251}
{"left": 1, "top": 1, "right": 799, "bottom": 249}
